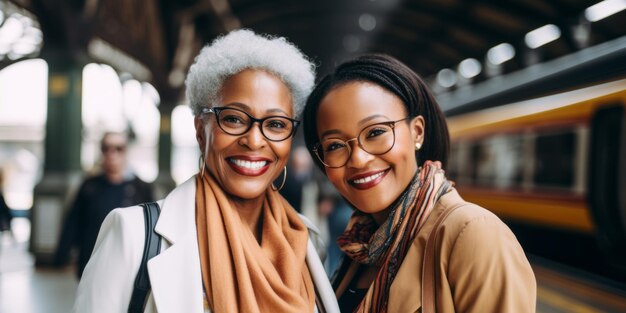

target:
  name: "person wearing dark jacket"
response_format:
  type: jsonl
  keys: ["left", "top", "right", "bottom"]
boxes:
{"left": 55, "top": 132, "right": 153, "bottom": 278}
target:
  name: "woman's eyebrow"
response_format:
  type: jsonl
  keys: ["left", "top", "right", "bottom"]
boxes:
{"left": 223, "top": 102, "right": 290, "bottom": 116}
{"left": 222, "top": 102, "right": 250, "bottom": 110}
{"left": 266, "top": 107, "right": 290, "bottom": 116}
{"left": 358, "top": 114, "right": 390, "bottom": 126}
{"left": 320, "top": 129, "right": 342, "bottom": 139}
{"left": 319, "top": 114, "right": 392, "bottom": 139}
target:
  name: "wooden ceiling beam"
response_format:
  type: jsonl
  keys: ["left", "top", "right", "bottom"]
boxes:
{"left": 402, "top": 1, "right": 511, "bottom": 41}
{"left": 176, "top": 0, "right": 240, "bottom": 33}
{"left": 387, "top": 17, "right": 486, "bottom": 57}
{"left": 374, "top": 34, "right": 449, "bottom": 70}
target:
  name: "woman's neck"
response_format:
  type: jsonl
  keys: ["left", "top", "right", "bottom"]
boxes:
{"left": 371, "top": 169, "right": 420, "bottom": 226}
{"left": 372, "top": 209, "right": 391, "bottom": 226}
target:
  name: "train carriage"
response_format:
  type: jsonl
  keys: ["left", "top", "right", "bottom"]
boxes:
{"left": 446, "top": 78, "right": 626, "bottom": 272}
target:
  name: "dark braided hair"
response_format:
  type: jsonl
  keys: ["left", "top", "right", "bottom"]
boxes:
{"left": 303, "top": 54, "right": 449, "bottom": 172}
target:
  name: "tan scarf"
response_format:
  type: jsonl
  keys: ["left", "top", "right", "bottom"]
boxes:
{"left": 338, "top": 160, "right": 452, "bottom": 312}
{"left": 195, "top": 173, "right": 316, "bottom": 313}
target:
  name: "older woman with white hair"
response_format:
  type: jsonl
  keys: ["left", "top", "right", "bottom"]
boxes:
{"left": 73, "top": 29, "right": 340, "bottom": 313}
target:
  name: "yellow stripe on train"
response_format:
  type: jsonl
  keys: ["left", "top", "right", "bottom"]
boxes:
{"left": 456, "top": 188, "right": 594, "bottom": 234}
{"left": 447, "top": 79, "right": 626, "bottom": 138}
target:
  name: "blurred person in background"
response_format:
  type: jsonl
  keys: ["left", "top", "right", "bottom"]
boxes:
{"left": 0, "top": 170, "right": 14, "bottom": 244}
{"left": 73, "top": 29, "right": 339, "bottom": 313}
{"left": 54, "top": 131, "right": 154, "bottom": 279}
{"left": 304, "top": 54, "right": 535, "bottom": 312}
{"left": 282, "top": 146, "right": 352, "bottom": 275}
{"left": 281, "top": 145, "right": 315, "bottom": 213}
{"left": 282, "top": 145, "right": 328, "bottom": 250}
{"left": 316, "top": 180, "right": 352, "bottom": 275}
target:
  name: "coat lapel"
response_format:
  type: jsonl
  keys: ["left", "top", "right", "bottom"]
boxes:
{"left": 306, "top": 238, "right": 341, "bottom": 313}
{"left": 148, "top": 177, "right": 204, "bottom": 313}
{"left": 387, "top": 191, "right": 460, "bottom": 312}
{"left": 145, "top": 176, "right": 340, "bottom": 313}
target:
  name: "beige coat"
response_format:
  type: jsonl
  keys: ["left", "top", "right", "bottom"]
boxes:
{"left": 336, "top": 189, "right": 536, "bottom": 312}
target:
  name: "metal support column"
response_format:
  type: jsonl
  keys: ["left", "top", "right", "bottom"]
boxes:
{"left": 153, "top": 104, "right": 176, "bottom": 199}
{"left": 31, "top": 55, "right": 83, "bottom": 264}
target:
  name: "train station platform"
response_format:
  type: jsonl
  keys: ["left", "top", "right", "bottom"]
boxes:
{"left": 2, "top": 217, "right": 626, "bottom": 313}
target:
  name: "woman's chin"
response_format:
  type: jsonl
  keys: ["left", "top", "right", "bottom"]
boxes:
{"left": 224, "top": 182, "right": 269, "bottom": 200}
{"left": 355, "top": 205, "right": 386, "bottom": 215}
{"left": 350, "top": 197, "right": 394, "bottom": 215}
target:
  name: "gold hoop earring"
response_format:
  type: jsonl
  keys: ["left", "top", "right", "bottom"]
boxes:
{"left": 271, "top": 167, "right": 287, "bottom": 192}
{"left": 199, "top": 155, "right": 206, "bottom": 178}
{"left": 415, "top": 142, "right": 422, "bottom": 151}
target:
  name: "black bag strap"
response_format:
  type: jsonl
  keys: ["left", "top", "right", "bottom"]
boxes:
{"left": 128, "top": 202, "right": 162, "bottom": 313}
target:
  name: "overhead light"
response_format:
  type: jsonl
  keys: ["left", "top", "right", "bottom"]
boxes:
{"left": 487, "top": 43, "right": 515, "bottom": 65}
{"left": 458, "top": 58, "right": 482, "bottom": 78}
{"left": 524, "top": 24, "right": 561, "bottom": 49}
{"left": 436, "top": 68, "right": 457, "bottom": 88}
{"left": 585, "top": 0, "right": 626, "bottom": 22}
{"left": 359, "top": 14, "right": 376, "bottom": 31}
{"left": 0, "top": 16, "right": 25, "bottom": 45}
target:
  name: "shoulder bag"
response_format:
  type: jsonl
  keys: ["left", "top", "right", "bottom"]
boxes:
{"left": 128, "top": 202, "right": 162, "bottom": 313}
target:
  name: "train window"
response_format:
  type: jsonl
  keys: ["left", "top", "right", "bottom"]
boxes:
{"left": 472, "top": 135, "right": 524, "bottom": 188}
{"left": 494, "top": 135, "right": 524, "bottom": 188}
{"left": 448, "top": 141, "right": 474, "bottom": 184}
{"left": 447, "top": 144, "right": 460, "bottom": 180}
{"left": 534, "top": 131, "right": 576, "bottom": 188}
{"left": 469, "top": 142, "right": 480, "bottom": 184}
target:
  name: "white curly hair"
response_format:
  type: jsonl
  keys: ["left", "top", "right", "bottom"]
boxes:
{"left": 185, "top": 29, "right": 316, "bottom": 118}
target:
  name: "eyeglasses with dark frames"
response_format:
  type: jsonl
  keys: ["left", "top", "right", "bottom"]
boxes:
{"left": 101, "top": 144, "right": 126, "bottom": 154}
{"left": 200, "top": 106, "right": 300, "bottom": 142}
{"left": 313, "top": 117, "right": 411, "bottom": 168}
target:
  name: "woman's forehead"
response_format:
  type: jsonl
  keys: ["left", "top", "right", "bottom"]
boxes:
{"left": 218, "top": 69, "right": 294, "bottom": 116}
{"left": 316, "top": 82, "right": 406, "bottom": 138}
{"left": 318, "top": 82, "right": 405, "bottom": 121}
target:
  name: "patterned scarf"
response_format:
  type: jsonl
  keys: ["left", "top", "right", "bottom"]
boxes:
{"left": 337, "top": 160, "right": 452, "bottom": 312}
{"left": 195, "top": 173, "right": 315, "bottom": 313}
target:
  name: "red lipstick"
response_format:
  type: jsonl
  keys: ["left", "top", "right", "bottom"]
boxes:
{"left": 227, "top": 156, "right": 271, "bottom": 176}
{"left": 348, "top": 169, "right": 389, "bottom": 190}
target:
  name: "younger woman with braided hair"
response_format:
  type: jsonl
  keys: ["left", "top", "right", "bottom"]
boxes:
{"left": 303, "top": 54, "right": 536, "bottom": 312}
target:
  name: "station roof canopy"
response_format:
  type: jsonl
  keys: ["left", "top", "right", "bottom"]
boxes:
{"left": 4, "top": 0, "right": 626, "bottom": 108}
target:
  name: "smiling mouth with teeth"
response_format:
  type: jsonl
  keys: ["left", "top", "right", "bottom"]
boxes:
{"left": 229, "top": 158, "right": 268, "bottom": 169}
{"left": 351, "top": 171, "right": 385, "bottom": 184}
{"left": 348, "top": 169, "right": 389, "bottom": 190}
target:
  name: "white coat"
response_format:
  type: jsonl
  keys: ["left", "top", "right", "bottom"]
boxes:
{"left": 73, "top": 176, "right": 340, "bottom": 313}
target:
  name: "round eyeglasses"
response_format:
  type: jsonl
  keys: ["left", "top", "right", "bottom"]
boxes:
{"left": 313, "top": 117, "right": 411, "bottom": 168}
{"left": 200, "top": 106, "right": 300, "bottom": 142}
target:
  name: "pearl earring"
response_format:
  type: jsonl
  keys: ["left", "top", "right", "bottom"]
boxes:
{"left": 415, "top": 142, "right": 422, "bottom": 151}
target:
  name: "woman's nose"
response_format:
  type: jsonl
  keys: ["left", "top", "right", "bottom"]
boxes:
{"left": 346, "top": 142, "right": 375, "bottom": 169}
{"left": 238, "top": 122, "right": 267, "bottom": 149}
